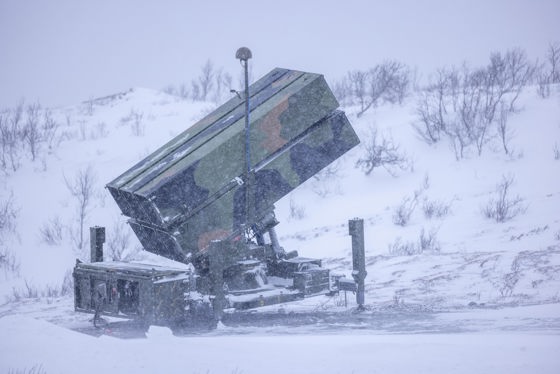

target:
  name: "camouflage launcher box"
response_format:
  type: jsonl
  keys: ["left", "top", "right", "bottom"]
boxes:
{"left": 107, "top": 68, "right": 359, "bottom": 264}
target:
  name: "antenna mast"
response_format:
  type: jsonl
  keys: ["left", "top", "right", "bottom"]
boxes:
{"left": 235, "top": 47, "right": 253, "bottom": 231}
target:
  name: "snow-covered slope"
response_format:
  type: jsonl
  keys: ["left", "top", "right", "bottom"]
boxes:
{"left": 1, "top": 88, "right": 213, "bottom": 293}
{"left": 1, "top": 82, "right": 560, "bottom": 373}
{"left": 1, "top": 84, "right": 560, "bottom": 307}
{"left": 277, "top": 87, "right": 560, "bottom": 309}
{"left": 2, "top": 306, "right": 560, "bottom": 374}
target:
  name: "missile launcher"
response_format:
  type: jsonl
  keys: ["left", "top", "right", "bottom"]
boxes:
{"left": 74, "top": 67, "right": 363, "bottom": 327}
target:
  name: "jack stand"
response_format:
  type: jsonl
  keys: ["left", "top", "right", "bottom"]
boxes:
{"left": 208, "top": 240, "right": 227, "bottom": 323}
{"left": 349, "top": 218, "right": 367, "bottom": 311}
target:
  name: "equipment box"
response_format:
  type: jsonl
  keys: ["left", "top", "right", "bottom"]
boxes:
{"left": 73, "top": 261, "right": 193, "bottom": 325}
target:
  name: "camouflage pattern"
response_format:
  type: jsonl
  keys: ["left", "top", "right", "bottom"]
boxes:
{"left": 107, "top": 68, "right": 360, "bottom": 265}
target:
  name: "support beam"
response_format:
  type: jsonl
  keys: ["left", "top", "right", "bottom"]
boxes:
{"left": 348, "top": 218, "right": 366, "bottom": 310}
{"left": 208, "top": 240, "right": 227, "bottom": 322}
{"left": 90, "top": 226, "right": 105, "bottom": 263}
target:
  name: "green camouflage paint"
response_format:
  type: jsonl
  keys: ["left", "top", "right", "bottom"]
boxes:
{"left": 107, "top": 68, "right": 360, "bottom": 265}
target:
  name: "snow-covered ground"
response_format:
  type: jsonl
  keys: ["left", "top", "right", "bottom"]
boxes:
{"left": 1, "top": 81, "right": 560, "bottom": 373}
{"left": 1, "top": 298, "right": 560, "bottom": 373}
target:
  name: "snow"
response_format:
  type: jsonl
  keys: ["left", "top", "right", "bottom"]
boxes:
{"left": 1, "top": 305, "right": 560, "bottom": 374}
{"left": 1, "top": 78, "right": 560, "bottom": 373}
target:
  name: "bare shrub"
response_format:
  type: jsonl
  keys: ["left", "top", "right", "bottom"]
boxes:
{"left": 92, "top": 122, "right": 109, "bottom": 139}
{"left": 106, "top": 220, "right": 132, "bottom": 261}
{"left": 458, "top": 49, "right": 535, "bottom": 156}
{"left": 0, "top": 111, "right": 10, "bottom": 171}
{"left": 190, "top": 81, "right": 201, "bottom": 101}
{"left": 536, "top": 73, "right": 551, "bottom": 98}
{"left": 392, "top": 188, "right": 424, "bottom": 226}
{"left": 538, "top": 42, "right": 560, "bottom": 93}
{"left": 339, "top": 61, "right": 410, "bottom": 117}
{"left": 0, "top": 192, "right": 19, "bottom": 274}
{"left": 500, "top": 271, "right": 519, "bottom": 297}
{"left": 288, "top": 197, "right": 306, "bottom": 221}
{"left": 64, "top": 166, "right": 96, "bottom": 250}
{"left": 334, "top": 62, "right": 411, "bottom": 113}
{"left": 422, "top": 198, "right": 451, "bottom": 219}
{"left": 371, "top": 60, "right": 410, "bottom": 105}
{"left": 42, "top": 108, "right": 59, "bottom": 151}
{"left": 414, "top": 48, "right": 536, "bottom": 158}
{"left": 0, "top": 246, "right": 20, "bottom": 275}
{"left": 8, "top": 364, "right": 47, "bottom": 374}
{"left": 357, "top": 61, "right": 410, "bottom": 116}
{"left": 129, "top": 109, "right": 144, "bottom": 136}
{"left": 413, "top": 68, "right": 458, "bottom": 144}
{"left": 451, "top": 65, "right": 505, "bottom": 157}
{"left": 418, "top": 228, "right": 441, "bottom": 253}
{"left": 536, "top": 44, "right": 556, "bottom": 98}
{"left": 10, "top": 272, "right": 73, "bottom": 302}
{"left": 199, "top": 59, "right": 215, "bottom": 101}
{"left": 496, "top": 102, "right": 514, "bottom": 155}
{"left": 119, "top": 109, "right": 145, "bottom": 136}
{"left": 388, "top": 237, "right": 417, "bottom": 256}
{"left": 311, "top": 161, "right": 342, "bottom": 198}
{"left": 553, "top": 143, "right": 560, "bottom": 160}
{"left": 499, "top": 254, "right": 522, "bottom": 297}
{"left": 178, "top": 83, "right": 189, "bottom": 99}
{"left": 347, "top": 70, "right": 368, "bottom": 112}
{"left": 0, "top": 192, "right": 18, "bottom": 236}
{"left": 212, "top": 68, "right": 233, "bottom": 104}
{"left": 39, "top": 216, "right": 65, "bottom": 246}
{"left": 164, "top": 58, "right": 237, "bottom": 104}
{"left": 421, "top": 173, "right": 430, "bottom": 190}
{"left": 190, "top": 59, "right": 216, "bottom": 102}
{"left": 0, "top": 102, "right": 25, "bottom": 172}
{"left": 392, "top": 198, "right": 416, "bottom": 227}
{"left": 23, "top": 102, "right": 42, "bottom": 161}
{"left": 452, "top": 66, "right": 496, "bottom": 157}
{"left": 355, "top": 127, "right": 409, "bottom": 176}
{"left": 77, "top": 120, "right": 88, "bottom": 141}
{"left": 163, "top": 84, "right": 176, "bottom": 95}
{"left": 389, "top": 228, "right": 441, "bottom": 256}
{"left": 85, "top": 96, "right": 95, "bottom": 115}
{"left": 549, "top": 42, "right": 560, "bottom": 83}
{"left": 487, "top": 48, "right": 536, "bottom": 111}
{"left": 59, "top": 269, "right": 74, "bottom": 297}
{"left": 333, "top": 77, "right": 352, "bottom": 106}
{"left": 131, "top": 112, "right": 144, "bottom": 136}
{"left": 482, "top": 174, "right": 526, "bottom": 223}
{"left": 11, "top": 279, "right": 39, "bottom": 300}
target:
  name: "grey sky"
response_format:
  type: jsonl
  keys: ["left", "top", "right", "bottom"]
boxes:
{"left": 1, "top": 0, "right": 558, "bottom": 108}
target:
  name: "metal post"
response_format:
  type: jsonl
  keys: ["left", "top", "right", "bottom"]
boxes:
{"left": 235, "top": 47, "right": 253, "bottom": 227}
{"left": 90, "top": 226, "right": 105, "bottom": 262}
{"left": 268, "top": 226, "right": 283, "bottom": 256}
{"left": 208, "top": 240, "right": 227, "bottom": 322}
{"left": 243, "top": 60, "right": 250, "bottom": 176}
{"left": 349, "top": 218, "right": 367, "bottom": 310}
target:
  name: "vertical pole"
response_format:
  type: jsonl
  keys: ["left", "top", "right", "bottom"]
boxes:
{"left": 268, "top": 226, "right": 283, "bottom": 257}
{"left": 244, "top": 59, "right": 250, "bottom": 178}
{"left": 90, "top": 226, "right": 105, "bottom": 262}
{"left": 235, "top": 47, "right": 253, "bottom": 229}
{"left": 243, "top": 59, "right": 252, "bottom": 226}
{"left": 349, "top": 218, "right": 367, "bottom": 310}
{"left": 208, "top": 240, "right": 226, "bottom": 322}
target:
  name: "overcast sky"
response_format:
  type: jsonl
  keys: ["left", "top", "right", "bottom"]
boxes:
{"left": 1, "top": 0, "right": 559, "bottom": 108}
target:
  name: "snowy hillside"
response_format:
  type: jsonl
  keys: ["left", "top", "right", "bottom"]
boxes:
{"left": 1, "top": 79, "right": 560, "bottom": 373}
{"left": 278, "top": 86, "right": 560, "bottom": 309}
{"left": 1, "top": 88, "right": 219, "bottom": 294}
